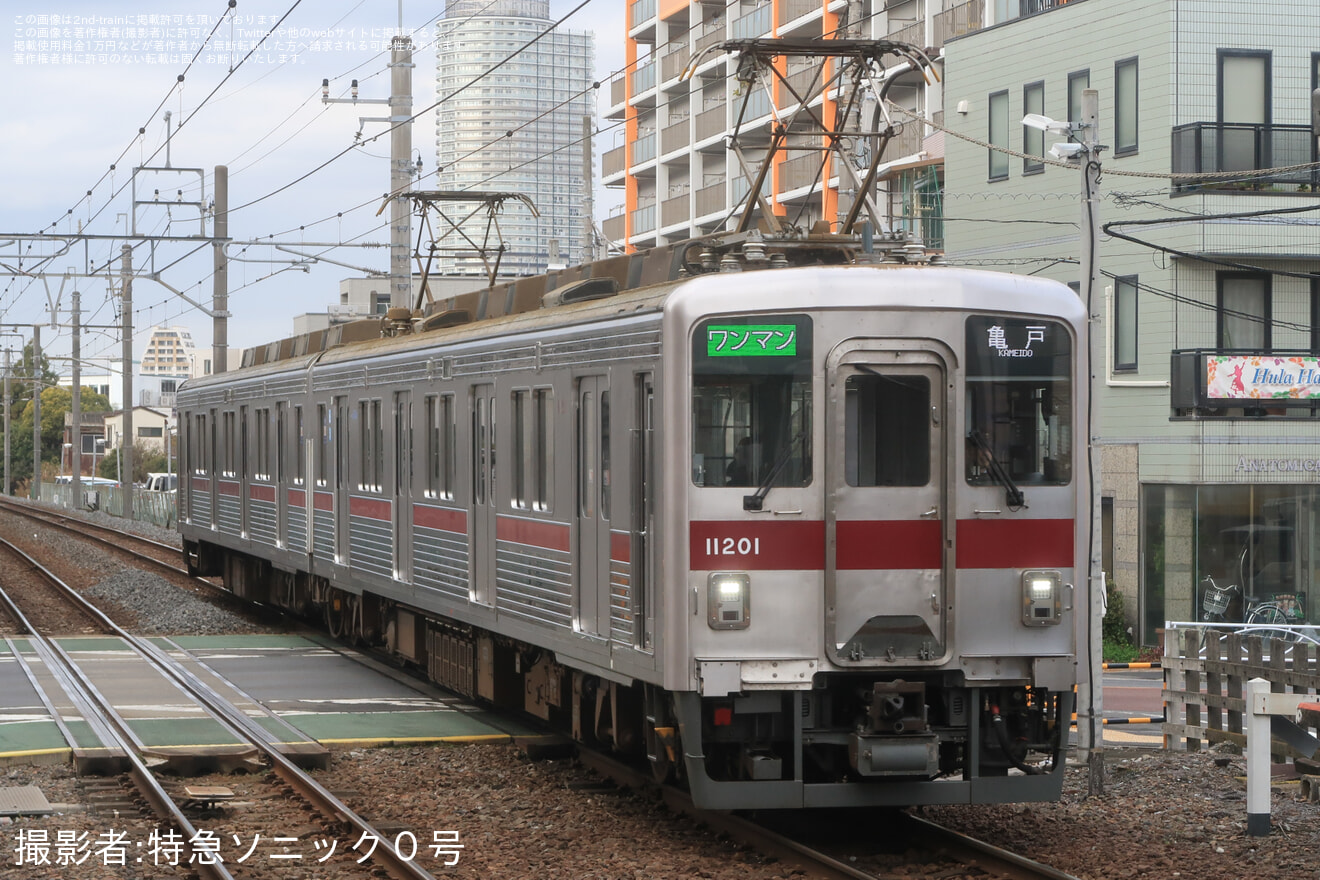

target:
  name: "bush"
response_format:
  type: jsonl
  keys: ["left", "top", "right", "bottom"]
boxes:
{"left": 1102, "top": 581, "right": 1132, "bottom": 646}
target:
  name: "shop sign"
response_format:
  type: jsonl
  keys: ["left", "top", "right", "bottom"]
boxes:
{"left": 1236, "top": 457, "right": 1320, "bottom": 473}
{"left": 1207, "top": 355, "right": 1320, "bottom": 402}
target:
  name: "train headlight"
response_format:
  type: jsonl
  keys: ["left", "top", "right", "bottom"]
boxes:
{"left": 1021, "top": 570, "right": 1062, "bottom": 626}
{"left": 708, "top": 572, "right": 750, "bottom": 630}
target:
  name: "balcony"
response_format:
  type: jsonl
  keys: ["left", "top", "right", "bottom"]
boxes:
{"left": 695, "top": 21, "right": 727, "bottom": 54}
{"left": 603, "top": 214, "right": 625, "bottom": 244}
{"left": 1171, "top": 349, "right": 1320, "bottom": 416}
{"left": 889, "top": 1, "right": 983, "bottom": 52}
{"left": 695, "top": 104, "right": 726, "bottom": 142}
{"left": 778, "top": 0, "right": 819, "bottom": 26}
{"left": 781, "top": 152, "right": 828, "bottom": 191}
{"left": 1171, "top": 122, "right": 1318, "bottom": 193}
{"left": 631, "top": 62, "right": 656, "bottom": 96}
{"left": 661, "top": 43, "right": 690, "bottom": 83}
{"left": 695, "top": 181, "right": 726, "bottom": 217}
{"left": 661, "top": 191, "right": 690, "bottom": 228}
{"left": 661, "top": 119, "right": 690, "bottom": 155}
{"left": 631, "top": 203, "right": 656, "bottom": 235}
{"left": 630, "top": 0, "right": 656, "bottom": 31}
{"left": 610, "top": 74, "right": 626, "bottom": 109}
{"left": 603, "top": 145, "right": 627, "bottom": 181}
{"left": 633, "top": 132, "right": 657, "bottom": 165}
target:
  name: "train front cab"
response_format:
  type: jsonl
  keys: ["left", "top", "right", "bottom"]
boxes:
{"left": 668, "top": 273, "right": 1085, "bottom": 809}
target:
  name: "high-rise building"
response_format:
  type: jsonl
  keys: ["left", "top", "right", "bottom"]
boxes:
{"left": 140, "top": 325, "right": 197, "bottom": 378}
{"left": 435, "top": 0, "right": 595, "bottom": 275}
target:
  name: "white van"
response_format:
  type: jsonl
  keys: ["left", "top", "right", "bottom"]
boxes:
{"left": 145, "top": 473, "right": 177, "bottom": 493}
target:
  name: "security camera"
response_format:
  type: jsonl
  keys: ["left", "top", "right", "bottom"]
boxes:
{"left": 1048, "top": 142, "right": 1086, "bottom": 161}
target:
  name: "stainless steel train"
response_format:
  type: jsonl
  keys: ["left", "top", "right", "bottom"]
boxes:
{"left": 177, "top": 231, "right": 1091, "bottom": 809}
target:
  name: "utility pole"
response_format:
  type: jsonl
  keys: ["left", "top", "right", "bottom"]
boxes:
{"left": 322, "top": 24, "right": 414, "bottom": 309}
{"left": 120, "top": 244, "right": 134, "bottom": 515}
{"left": 71, "top": 289, "right": 81, "bottom": 499}
{"left": 3, "top": 347, "right": 10, "bottom": 496}
{"left": 1079, "top": 87, "right": 1106, "bottom": 797}
{"left": 31, "top": 325, "right": 40, "bottom": 501}
{"left": 213, "top": 165, "right": 229, "bottom": 375}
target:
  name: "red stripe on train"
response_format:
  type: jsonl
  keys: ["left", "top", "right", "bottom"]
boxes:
{"left": 217, "top": 480, "right": 240, "bottom": 497}
{"left": 191, "top": 476, "right": 210, "bottom": 492}
{"left": 955, "top": 518, "right": 1075, "bottom": 569}
{"left": 497, "top": 516, "right": 571, "bottom": 553}
{"left": 414, "top": 505, "right": 467, "bottom": 535}
{"left": 349, "top": 496, "right": 391, "bottom": 521}
{"left": 248, "top": 483, "right": 276, "bottom": 503}
{"left": 287, "top": 488, "right": 305, "bottom": 507}
{"left": 610, "top": 531, "right": 631, "bottom": 564}
{"left": 836, "top": 520, "right": 943, "bottom": 570}
{"left": 689, "top": 519, "right": 1075, "bottom": 571}
{"left": 313, "top": 491, "right": 334, "bottom": 512}
{"left": 690, "top": 521, "right": 825, "bottom": 571}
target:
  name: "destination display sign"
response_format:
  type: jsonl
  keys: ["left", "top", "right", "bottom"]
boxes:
{"left": 705, "top": 324, "right": 799, "bottom": 357}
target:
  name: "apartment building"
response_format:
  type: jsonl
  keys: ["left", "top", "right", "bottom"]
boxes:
{"left": 943, "top": 0, "right": 1320, "bottom": 641}
{"left": 603, "top": 0, "right": 985, "bottom": 250}
{"left": 140, "top": 326, "right": 198, "bottom": 378}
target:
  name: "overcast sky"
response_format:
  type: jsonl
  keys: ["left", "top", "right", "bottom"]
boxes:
{"left": 1, "top": 0, "right": 626, "bottom": 373}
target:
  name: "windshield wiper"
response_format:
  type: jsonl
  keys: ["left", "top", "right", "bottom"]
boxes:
{"left": 967, "top": 428, "right": 1026, "bottom": 509}
{"left": 744, "top": 431, "right": 805, "bottom": 511}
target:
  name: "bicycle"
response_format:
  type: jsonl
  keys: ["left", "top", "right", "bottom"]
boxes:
{"left": 1199, "top": 575, "right": 1304, "bottom": 649}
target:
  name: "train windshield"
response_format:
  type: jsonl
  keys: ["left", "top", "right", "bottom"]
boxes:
{"left": 691, "top": 314, "right": 813, "bottom": 488}
{"left": 965, "top": 316, "right": 1073, "bottom": 487}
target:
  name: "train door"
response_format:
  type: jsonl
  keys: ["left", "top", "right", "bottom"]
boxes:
{"left": 469, "top": 383, "right": 496, "bottom": 605}
{"left": 333, "top": 396, "right": 349, "bottom": 564}
{"left": 576, "top": 375, "right": 611, "bottom": 637}
{"left": 825, "top": 343, "right": 950, "bottom": 665}
{"left": 394, "top": 390, "right": 413, "bottom": 582}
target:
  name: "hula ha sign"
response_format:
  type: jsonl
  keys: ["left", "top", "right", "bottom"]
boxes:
{"left": 1206, "top": 355, "right": 1320, "bottom": 403}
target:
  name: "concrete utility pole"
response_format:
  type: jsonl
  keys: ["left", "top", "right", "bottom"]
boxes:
{"left": 3, "top": 347, "right": 10, "bottom": 496}
{"left": 323, "top": 29, "right": 414, "bottom": 309}
{"left": 31, "top": 325, "right": 40, "bottom": 501}
{"left": 1078, "top": 87, "right": 1106, "bottom": 797}
{"left": 71, "top": 289, "right": 81, "bottom": 498}
{"left": 120, "top": 244, "right": 134, "bottom": 515}
{"left": 213, "top": 165, "right": 229, "bottom": 375}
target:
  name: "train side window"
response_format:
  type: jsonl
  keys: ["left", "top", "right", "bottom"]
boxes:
{"left": 360, "top": 399, "right": 383, "bottom": 492}
{"left": 255, "top": 407, "right": 271, "bottom": 481}
{"left": 293, "top": 405, "right": 305, "bottom": 486}
{"left": 222, "top": 411, "right": 236, "bottom": 478}
{"left": 275, "top": 403, "right": 285, "bottom": 484}
{"left": 425, "top": 394, "right": 456, "bottom": 500}
{"left": 193, "top": 413, "right": 208, "bottom": 474}
{"left": 513, "top": 388, "right": 555, "bottom": 512}
{"left": 317, "top": 404, "right": 330, "bottom": 487}
{"left": 845, "top": 374, "right": 930, "bottom": 487}
{"left": 535, "top": 388, "right": 553, "bottom": 513}
{"left": 691, "top": 314, "right": 813, "bottom": 488}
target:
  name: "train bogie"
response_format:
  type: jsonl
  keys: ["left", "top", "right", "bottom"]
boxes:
{"left": 179, "top": 239, "right": 1090, "bottom": 810}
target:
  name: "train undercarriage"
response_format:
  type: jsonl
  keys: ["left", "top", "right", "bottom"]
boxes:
{"left": 187, "top": 538, "right": 1069, "bottom": 809}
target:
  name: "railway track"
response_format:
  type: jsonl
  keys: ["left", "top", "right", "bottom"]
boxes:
{"left": 0, "top": 527, "right": 437, "bottom": 880}
{"left": 573, "top": 747, "right": 1082, "bottom": 880}
{"left": 1, "top": 498, "right": 1080, "bottom": 879}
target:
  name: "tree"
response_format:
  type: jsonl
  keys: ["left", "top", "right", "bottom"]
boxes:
{"left": 98, "top": 440, "right": 161, "bottom": 485}
{"left": 4, "top": 384, "right": 111, "bottom": 484}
